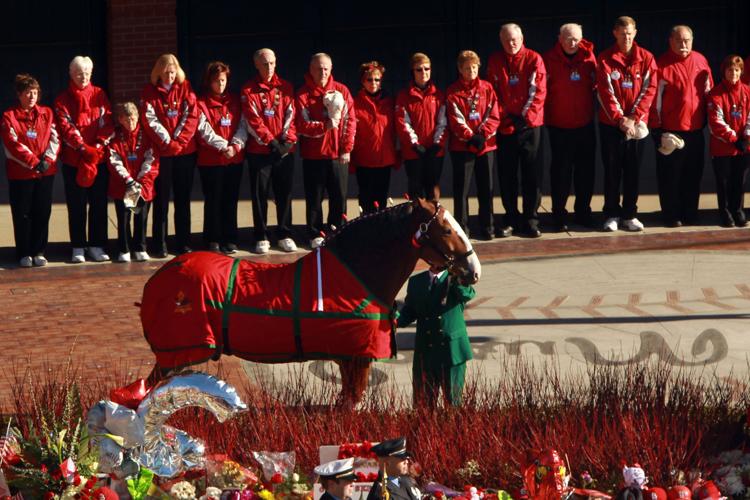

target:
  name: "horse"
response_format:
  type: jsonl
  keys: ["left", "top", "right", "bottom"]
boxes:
{"left": 139, "top": 198, "right": 481, "bottom": 405}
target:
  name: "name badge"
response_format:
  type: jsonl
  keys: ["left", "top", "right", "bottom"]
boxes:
{"left": 509, "top": 75, "right": 519, "bottom": 86}
{"left": 220, "top": 117, "right": 232, "bottom": 127}
{"left": 127, "top": 153, "right": 138, "bottom": 162}
{"left": 26, "top": 129, "right": 37, "bottom": 139}
{"left": 731, "top": 109, "right": 742, "bottom": 119}
{"left": 570, "top": 71, "right": 581, "bottom": 82}
{"left": 263, "top": 109, "right": 275, "bottom": 117}
{"left": 469, "top": 112, "right": 481, "bottom": 121}
{"left": 166, "top": 109, "right": 179, "bottom": 118}
{"left": 621, "top": 80, "right": 634, "bottom": 89}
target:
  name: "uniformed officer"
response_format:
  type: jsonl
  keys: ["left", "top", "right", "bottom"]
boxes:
{"left": 366, "top": 437, "right": 421, "bottom": 500}
{"left": 397, "top": 265, "right": 475, "bottom": 407}
{"left": 315, "top": 457, "right": 357, "bottom": 500}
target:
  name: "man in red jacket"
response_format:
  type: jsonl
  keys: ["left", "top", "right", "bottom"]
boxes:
{"left": 242, "top": 48, "right": 298, "bottom": 254}
{"left": 488, "top": 23, "right": 547, "bottom": 238}
{"left": 596, "top": 16, "right": 657, "bottom": 232}
{"left": 543, "top": 23, "right": 598, "bottom": 231}
{"left": 650, "top": 25, "right": 713, "bottom": 227}
{"left": 295, "top": 53, "right": 356, "bottom": 249}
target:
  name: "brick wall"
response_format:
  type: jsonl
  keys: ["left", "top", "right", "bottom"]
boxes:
{"left": 107, "top": 0, "right": 178, "bottom": 104}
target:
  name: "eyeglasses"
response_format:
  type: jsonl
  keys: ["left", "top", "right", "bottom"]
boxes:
{"left": 366, "top": 78, "right": 381, "bottom": 82}
{"left": 414, "top": 67, "right": 431, "bottom": 72}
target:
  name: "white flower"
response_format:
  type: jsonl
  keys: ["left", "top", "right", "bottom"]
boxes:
{"left": 718, "top": 450, "right": 744, "bottom": 465}
{"left": 199, "top": 486, "right": 223, "bottom": 500}
{"left": 717, "top": 470, "right": 745, "bottom": 496}
{"left": 170, "top": 480, "right": 197, "bottom": 499}
{"left": 292, "top": 472, "right": 300, "bottom": 483}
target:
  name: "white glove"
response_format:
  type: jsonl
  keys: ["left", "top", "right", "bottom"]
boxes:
{"left": 625, "top": 121, "right": 649, "bottom": 141}
{"left": 323, "top": 90, "right": 345, "bottom": 129}
{"left": 338, "top": 152, "right": 351, "bottom": 164}
{"left": 658, "top": 132, "right": 685, "bottom": 155}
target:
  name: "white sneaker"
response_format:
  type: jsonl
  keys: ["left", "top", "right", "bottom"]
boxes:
{"left": 33, "top": 255, "right": 48, "bottom": 267}
{"left": 310, "top": 236, "right": 324, "bottom": 249}
{"left": 603, "top": 217, "right": 619, "bottom": 232}
{"left": 278, "top": 237, "right": 298, "bottom": 252}
{"left": 621, "top": 218, "right": 644, "bottom": 232}
{"left": 19, "top": 256, "right": 32, "bottom": 268}
{"left": 134, "top": 251, "right": 150, "bottom": 262}
{"left": 88, "top": 247, "right": 110, "bottom": 262}
{"left": 117, "top": 252, "right": 131, "bottom": 263}
{"left": 254, "top": 240, "right": 270, "bottom": 254}
{"left": 72, "top": 247, "right": 86, "bottom": 263}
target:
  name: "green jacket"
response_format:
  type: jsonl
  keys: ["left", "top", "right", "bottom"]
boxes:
{"left": 397, "top": 271, "right": 475, "bottom": 367}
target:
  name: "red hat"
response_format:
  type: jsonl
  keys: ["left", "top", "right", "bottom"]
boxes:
{"left": 666, "top": 486, "right": 691, "bottom": 500}
{"left": 92, "top": 487, "right": 119, "bottom": 500}
{"left": 643, "top": 487, "right": 667, "bottom": 500}
{"left": 695, "top": 481, "right": 722, "bottom": 500}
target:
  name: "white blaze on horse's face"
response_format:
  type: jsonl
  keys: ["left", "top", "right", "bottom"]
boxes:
{"left": 443, "top": 209, "right": 482, "bottom": 284}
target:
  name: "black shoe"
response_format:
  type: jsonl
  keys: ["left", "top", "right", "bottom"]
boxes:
{"left": 574, "top": 214, "right": 598, "bottom": 229}
{"left": 176, "top": 246, "right": 193, "bottom": 255}
{"left": 475, "top": 231, "right": 494, "bottom": 241}
{"left": 153, "top": 250, "right": 169, "bottom": 259}
{"left": 551, "top": 217, "right": 568, "bottom": 232}
{"left": 665, "top": 219, "right": 683, "bottom": 228}
{"left": 720, "top": 217, "right": 735, "bottom": 228}
{"left": 526, "top": 227, "right": 542, "bottom": 238}
{"left": 222, "top": 243, "right": 238, "bottom": 254}
{"left": 736, "top": 218, "right": 748, "bottom": 228}
{"left": 208, "top": 242, "right": 221, "bottom": 252}
{"left": 495, "top": 225, "right": 513, "bottom": 238}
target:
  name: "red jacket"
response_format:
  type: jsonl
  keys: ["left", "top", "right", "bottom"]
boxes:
{"left": 295, "top": 73, "right": 356, "bottom": 160}
{"left": 351, "top": 90, "right": 398, "bottom": 168}
{"left": 2, "top": 104, "right": 60, "bottom": 180}
{"left": 395, "top": 81, "right": 447, "bottom": 161}
{"left": 596, "top": 42, "right": 658, "bottom": 127}
{"left": 445, "top": 77, "right": 501, "bottom": 155}
{"left": 139, "top": 80, "right": 198, "bottom": 157}
{"left": 195, "top": 93, "right": 248, "bottom": 166}
{"left": 241, "top": 74, "right": 297, "bottom": 155}
{"left": 543, "top": 39, "right": 597, "bottom": 129}
{"left": 54, "top": 82, "right": 114, "bottom": 167}
{"left": 487, "top": 45, "right": 546, "bottom": 133}
{"left": 106, "top": 124, "right": 159, "bottom": 200}
{"left": 650, "top": 50, "right": 713, "bottom": 132}
{"left": 707, "top": 80, "right": 750, "bottom": 157}
{"left": 743, "top": 55, "right": 750, "bottom": 85}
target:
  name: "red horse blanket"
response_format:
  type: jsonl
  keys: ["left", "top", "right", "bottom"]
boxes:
{"left": 141, "top": 250, "right": 395, "bottom": 368}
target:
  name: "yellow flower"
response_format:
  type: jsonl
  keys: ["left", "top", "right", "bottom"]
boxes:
{"left": 258, "top": 488, "right": 275, "bottom": 500}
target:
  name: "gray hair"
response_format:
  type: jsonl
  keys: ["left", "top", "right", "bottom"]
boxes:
{"left": 69, "top": 55, "right": 93, "bottom": 75}
{"left": 115, "top": 102, "right": 138, "bottom": 119}
{"left": 253, "top": 48, "right": 275, "bottom": 62}
{"left": 310, "top": 52, "right": 332, "bottom": 64}
{"left": 560, "top": 23, "right": 583, "bottom": 36}
{"left": 670, "top": 25, "right": 693, "bottom": 38}
{"left": 500, "top": 23, "right": 523, "bottom": 37}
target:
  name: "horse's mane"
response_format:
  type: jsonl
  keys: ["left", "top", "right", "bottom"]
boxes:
{"left": 324, "top": 201, "right": 416, "bottom": 258}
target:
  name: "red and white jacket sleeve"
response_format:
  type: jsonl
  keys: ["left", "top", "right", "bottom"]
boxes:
{"left": 295, "top": 92, "right": 326, "bottom": 138}
{"left": 54, "top": 97, "right": 85, "bottom": 151}
{"left": 708, "top": 93, "right": 738, "bottom": 143}
{"left": 95, "top": 92, "right": 115, "bottom": 146}
{"left": 596, "top": 62, "right": 625, "bottom": 124}
{"left": 173, "top": 88, "right": 198, "bottom": 147}
{"left": 446, "top": 93, "right": 475, "bottom": 142}
{"left": 521, "top": 56, "right": 546, "bottom": 126}
{"left": 631, "top": 56, "right": 658, "bottom": 123}
{"left": 479, "top": 86, "right": 501, "bottom": 139}
{"left": 2, "top": 114, "right": 37, "bottom": 169}
{"left": 339, "top": 90, "right": 356, "bottom": 154}
{"left": 394, "top": 93, "right": 418, "bottom": 147}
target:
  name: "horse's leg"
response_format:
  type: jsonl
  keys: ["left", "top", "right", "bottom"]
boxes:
{"left": 336, "top": 358, "right": 371, "bottom": 408}
{"left": 146, "top": 363, "right": 168, "bottom": 387}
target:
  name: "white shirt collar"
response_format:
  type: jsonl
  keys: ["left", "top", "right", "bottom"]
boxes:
{"left": 428, "top": 269, "right": 446, "bottom": 281}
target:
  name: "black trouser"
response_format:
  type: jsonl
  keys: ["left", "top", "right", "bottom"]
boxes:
{"left": 356, "top": 166, "right": 392, "bottom": 213}
{"left": 450, "top": 150, "right": 494, "bottom": 236}
{"left": 498, "top": 127, "right": 542, "bottom": 229}
{"left": 114, "top": 198, "right": 150, "bottom": 254}
{"left": 8, "top": 175, "right": 54, "bottom": 259}
{"left": 712, "top": 155, "right": 749, "bottom": 224}
{"left": 248, "top": 153, "right": 294, "bottom": 241}
{"left": 198, "top": 162, "right": 243, "bottom": 245}
{"left": 655, "top": 129, "right": 705, "bottom": 224}
{"left": 600, "top": 124, "right": 647, "bottom": 219}
{"left": 302, "top": 159, "right": 348, "bottom": 238}
{"left": 548, "top": 123, "right": 596, "bottom": 220}
{"left": 62, "top": 163, "right": 109, "bottom": 248}
{"left": 151, "top": 153, "right": 196, "bottom": 252}
{"left": 405, "top": 155, "right": 443, "bottom": 200}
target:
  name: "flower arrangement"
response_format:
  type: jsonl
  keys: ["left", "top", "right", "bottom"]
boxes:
{"left": 337, "top": 442, "right": 375, "bottom": 460}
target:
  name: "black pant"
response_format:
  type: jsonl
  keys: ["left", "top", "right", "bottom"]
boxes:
{"left": 302, "top": 159, "right": 348, "bottom": 238}
{"left": 198, "top": 163, "right": 243, "bottom": 245}
{"left": 8, "top": 175, "right": 54, "bottom": 259}
{"left": 151, "top": 153, "right": 196, "bottom": 252}
{"left": 548, "top": 124, "right": 595, "bottom": 219}
{"left": 712, "top": 155, "right": 749, "bottom": 224}
{"left": 248, "top": 153, "right": 294, "bottom": 241}
{"left": 498, "top": 127, "right": 542, "bottom": 228}
{"left": 655, "top": 129, "right": 705, "bottom": 224}
{"left": 62, "top": 163, "right": 109, "bottom": 248}
{"left": 600, "top": 124, "right": 647, "bottom": 219}
{"left": 114, "top": 198, "right": 150, "bottom": 254}
{"left": 405, "top": 155, "right": 443, "bottom": 200}
{"left": 450, "top": 150, "right": 494, "bottom": 236}
{"left": 356, "top": 166, "right": 392, "bottom": 213}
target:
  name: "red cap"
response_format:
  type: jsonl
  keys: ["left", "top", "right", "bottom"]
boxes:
{"left": 643, "top": 487, "right": 668, "bottom": 500}
{"left": 695, "top": 481, "right": 722, "bottom": 500}
{"left": 667, "top": 486, "right": 691, "bottom": 500}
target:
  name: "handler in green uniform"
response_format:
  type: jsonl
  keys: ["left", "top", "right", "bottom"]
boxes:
{"left": 397, "top": 265, "right": 475, "bottom": 406}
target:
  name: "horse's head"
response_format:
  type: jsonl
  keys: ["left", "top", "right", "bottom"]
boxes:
{"left": 411, "top": 198, "right": 481, "bottom": 285}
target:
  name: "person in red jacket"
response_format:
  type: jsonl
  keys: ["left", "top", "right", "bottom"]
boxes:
{"left": 107, "top": 102, "right": 159, "bottom": 263}
{"left": 295, "top": 53, "right": 356, "bottom": 248}
{"left": 707, "top": 55, "right": 750, "bottom": 227}
{"left": 395, "top": 52, "right": 447, "bottom": 201}
{"left": 2, "top": 74, "right": 60, "bottom": 267}
{"left": 543, "top": 23, "right": 598, "bottom": 231}
{"left": 55, "top": 56, "right": 114, "bottom": 263}
{"left": 446, "top": 50, "right": 501, "bottom": 240}
{"left": 352, "top": 61, "right": 397, "bottom": 214}
{"left": 596, "top": 16, "right": 658, "bottom": 232}
{"left": 242, "top": 48, "right": 298, "bottom": 254}
{"left": 488, "top": 23, "right": 547, "bottom": 238}
{"left": 140, "top": 53, "right": 199, "bottom": 257}
{"left": 650, "top": 25, "right": 713, "bottom": 227}
{"left": 196, "top": 61, "right": 247, "bottom": 254}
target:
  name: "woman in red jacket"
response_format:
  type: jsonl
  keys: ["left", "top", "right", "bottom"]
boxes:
{"left": 107, "top": 102, "right": 159, "bottom": 262}
{"left": 352, "top": 61, "right": 398, "bottom": 213}
{"left": 196, "top": 61, "right": 247, "bottom": 253}
{"left": 395, "top": 52, "right": 447, "bottom": 201}
{"left": 140, "top": 53, "right": 199, "bottom": 257}
{"left": 707, "top": 55, "right": 750, "bottom": 227}
{"left": 1, "top": 74, "right": 60, "bottom": 267}
{"left": 446, "top": 50, "right": 501, "bottom": 240}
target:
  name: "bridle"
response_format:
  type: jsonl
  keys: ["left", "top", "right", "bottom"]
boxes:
{"left": 410, "top": 201, "right": 475, "bottom": 272}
